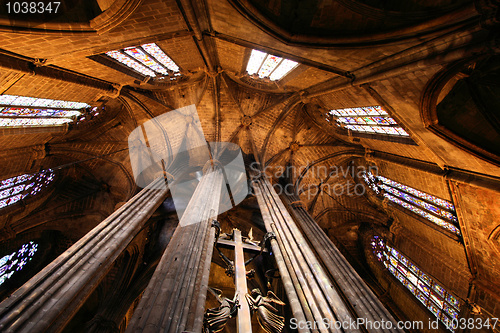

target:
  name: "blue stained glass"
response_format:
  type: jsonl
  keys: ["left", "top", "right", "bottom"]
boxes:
{"left": 416, "top": 289, "right": 428, "bottom": 305}
{"left": 446, "top": 294, "right": 460, "bottom": 309}
{"left": 408, "top": 262, "right": 420, "bottom": 275}
{"left": 418, "top": 280, "right": 430, "bottom": 296}
{"left": 443, "top": 303, "right": 459, "bottom": 319}
{"left": 429, "top": 303, "right": 441, "bottom": 317}
{"left": 430, "top": 290, "right": 445, "bottom": 308}
{"left": 0, "top": 241, "right": 38, "bottom": 286}
{"left": 328, "top": 106, "right": 408, "bottom": 136}
{"left": 371, "top": 236, "right": 461, "bottom": 331}
{"left": 433, "top": 283, "right": 446, "bottom": 298}
{"left": 384, "top": 193, "right": 460, "bottom": 235}
{"left": 0, "top": 170, "right": 54, "bottom": 210}
{"left": 379, "top": 184, "right": 458, "bottom": 222}
{"left": 378, "top": 175, "right": 455, "bottom": 211}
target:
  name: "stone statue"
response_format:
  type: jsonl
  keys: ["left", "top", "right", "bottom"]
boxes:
{"left": 203, "top": 287, "right": 239, "bottom": 332}
{"left": 246, "top": 288, "right": 285, "bottom": 333}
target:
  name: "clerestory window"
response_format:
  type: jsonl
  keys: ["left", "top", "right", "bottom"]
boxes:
{"left": 0, "top": 169, "right": 55, "bottom": 210}
{"left": 362, "top": 171, "right": 460, "bottom": 235}
{"left": 372, "top": 236, "right": 461, "bottom": 331}
{"left": 0, "top": 241, "right": 39, "bottom": 286}
{"left": 0, "top": 95, "right": 92, "bottom": 128}
{"left": 326, "top": 106, "right": 409, "bottom": 136}
{"left": 246, "top": 49, "right": 298, "bottom": 81}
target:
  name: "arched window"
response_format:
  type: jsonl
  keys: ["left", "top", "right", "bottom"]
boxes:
{"left": 0, "top": 241, "right": 38, "bottom": 286}
{"left": 362, "top": 171, "right": 460, "bottom": 235}
{"left": 106, "top": 43, "right": 181, "bottom": 80}
{"left": 0, "top": 95, "right": 92, "bottom": 128}
{"left": 327, "top": 106, "right": 409, "bottom": 136}
{"left": 246, "top": 49, "right": 299, "bottom": 81}
{"left": 0, "top": 169, "right": 55, "bottom": 209}
{"left": 371, "top": 236, "right": 461, "bottom": 331}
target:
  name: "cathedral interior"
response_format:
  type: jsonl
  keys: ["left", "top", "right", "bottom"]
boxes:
{"left": 0, "top": 0, "right": 499, "bottom": 332}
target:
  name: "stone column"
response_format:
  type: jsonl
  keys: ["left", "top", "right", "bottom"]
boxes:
{"left": 254, "top": 177, "right": 404, "bottom": 333}
{"left": 125, "top": 161, "right": 224, "bottom": 333}
{"left": 0, "top": 177, "right": 169, "bottom": 333}
{"left": 284, "top": 191, "right": 404, "bottom": 333}
{"left": 254, "top": 177, "right": 356, "bottom": 333}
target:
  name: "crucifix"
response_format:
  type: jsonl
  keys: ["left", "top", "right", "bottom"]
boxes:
{"left": 206, "top": 224, "right": 270, "bottom": 333}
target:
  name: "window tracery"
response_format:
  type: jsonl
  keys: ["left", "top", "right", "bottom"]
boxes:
{"left": 362, "top": 171, "right": 460, "bottom": 235}
{"left": 106, "top": 43, "right": 181, "bottom": 80}
{"left": 0, "top": 95, "right": 91, "bottom": 128}
{"left": 0, "top": 241, "right": 38, "bottom": 286}
{"left": 246, "top": 49, "right": 298, "bottom": 81}
{"left": 326, "top": 106, "right": 409, "bottom": 136}
{"left": 371, "top": 236, "right": 461, "bottom": 331}
{"left": 0, "top": 169, "right": 55, "bottom": 209}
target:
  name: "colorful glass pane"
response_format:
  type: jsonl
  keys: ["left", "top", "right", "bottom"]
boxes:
{"left": 0, "top": 118, "right": 73, "bottom": 127}
{"left": 446, "top": 294, "right": 460, "bottom": 309}
{"left": 417, "top": 280, "right": 430, "bottom": 296}
{"left": 383, "top": 193, "right": 461, "bottom": 235}
{"left": 106, "top": 50, "right": 156, "bottom": 77}
{"left": 0, "top": 241, "right": 38, "bottom": 286}
{"left": 378, "top": 175, "right": 455, "bottom": 211}
{"left": 430, "top": 290, "right": 445, "bottom": 308}
{"left": 0, "top": 107, "right": 81, "bottom": 118}
{"left": 379, "top": 184, "right": 457, "bottom": 222}
{"left": 371, "top": 235, "right": 461, "bottom": 331}
{"left": 429, "top": 302, "right": 441, "bottom": 317}
{"left": 142, "top": 43, "right": 180, "bottom": 72}
{"left": 0, "top": 95, "right": 89, "bottom": 109}
{"left": 258, "top": 54, "right": 282, "bottom": 78}
{"left": 407, "top": 271, "right": 418, "bottom": 286}
{"left": 328, "top": 106, "right": 408, "bottom": 136}
{"left": 433, "top": 283, "right": 446, "bottom": 298}
{"left": 124, "top": 47, "right": 168, "bottom": 75}
{"left": 443, "top": 303, "right": 459, "bottom": 319}
{"left": 0, "top": 170, "right": 54, "bottom": 210}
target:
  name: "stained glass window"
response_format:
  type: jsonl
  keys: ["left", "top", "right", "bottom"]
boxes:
{"left": 246, "top": 49, "right": 298, "bottom": 81}
{"left": 0, "top": 95, "right": 90, "bottom": 128}
{"left": 371, "top": 236, "right": 460, "bottom": 331}
{"left": 0, "top": 241, "right": 38, "bottom": 287}
{"left": 362, "top": 171, "right": 460, "bottom": 235}
{"left": 0, "top": 169, "right": 55, "bottom": 210}
{"left": 106, "top": 43, "right": 181, "bottom": 79}
{"left": 326, "top": 106, "right": 409, "bottom": 136}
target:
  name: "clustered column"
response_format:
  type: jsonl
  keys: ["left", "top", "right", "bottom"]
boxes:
{"left": 284, "top": 191, "right": 403, "bottom": 332}
{"left": 0, "top": 177, "right": 169, "bottom": 333}
{"left": 125, "top": 161, "right": 225, "bottom": 333}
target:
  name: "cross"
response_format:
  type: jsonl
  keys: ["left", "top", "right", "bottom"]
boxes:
{"left": 214, "top": 227, "right": 269, "bottom": 333}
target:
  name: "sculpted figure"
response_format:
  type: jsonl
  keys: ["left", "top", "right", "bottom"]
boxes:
{"left": 246, "top": 288, "right": 285, "bottom": 333}
{"left": 203, "top": 288, "right": 239, "bottom": 332}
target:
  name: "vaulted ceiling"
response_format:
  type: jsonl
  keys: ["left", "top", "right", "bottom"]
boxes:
{"left": 0, "top": 0, "right": 500, "bottom": 326}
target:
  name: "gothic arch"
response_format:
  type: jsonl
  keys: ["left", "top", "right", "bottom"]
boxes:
{"left": 226, "top": 0, "right": 477, "bottom": 46}
{"left": 420, "top": 55, "right": 500, "bottom": 166}
{"left": 0, "top": 0, "right": 143, "bottom": 35}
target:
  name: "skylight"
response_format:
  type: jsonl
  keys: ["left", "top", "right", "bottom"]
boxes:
{"left": 106, "top": 43, "right": 180, "bottom": 78}
{"left": 327, "top": 106, "right": 410, "bottom": 136}
{"left": 246, "top": 49, "right": 298, "bottom": 81}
